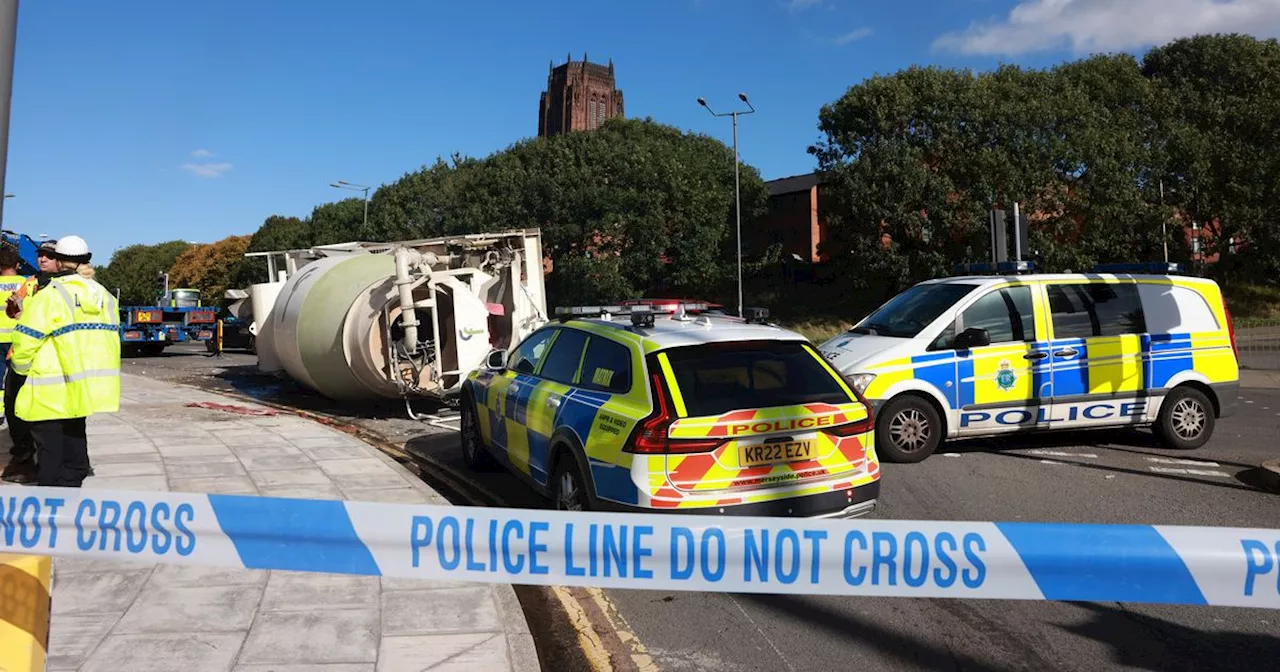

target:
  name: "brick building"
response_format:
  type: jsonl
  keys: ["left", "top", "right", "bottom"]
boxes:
{"left": 538, "top": 54, "right": 625, "bottom": 138}
{"left": 755, "top": 172, "right": 831, "bottom": 263}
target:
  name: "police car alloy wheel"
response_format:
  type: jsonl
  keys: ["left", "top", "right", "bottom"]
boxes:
{"left": 553, "top": 458, "right": 589, "bottom": 512}
{"left": 876, "top": 396, "right": 943, "bottom": 463}
{"left": 459, "top": 395, "right": 497, "bottom": 470}
{"left": 1154, "top": 386, "right": 1216, "bottom": 451}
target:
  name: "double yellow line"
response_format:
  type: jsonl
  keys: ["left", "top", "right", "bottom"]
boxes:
{"left": 0, "top": 553, "right": 51, "bottom": 672}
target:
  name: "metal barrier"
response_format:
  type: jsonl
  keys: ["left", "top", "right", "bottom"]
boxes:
{"left": 3, "top": 485, "right": 1279, "bottom": 610}
{"left": 1237, "top": 323, "right": 1280, "bottom": 371}
{"left": 0, "top": 553, "right": 51, "bottom": 672}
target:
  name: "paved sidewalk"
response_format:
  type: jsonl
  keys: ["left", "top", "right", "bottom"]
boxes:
{"left": 1240, "top": 368, "right": 1280, "bottom": 389}
{"left": 9, "top": 373, "right": 539, "bottom": 672}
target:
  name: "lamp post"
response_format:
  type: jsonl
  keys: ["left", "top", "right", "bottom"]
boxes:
{"left": 0, "top": 0, "right": 18, "bottom": 229}
{"left": 698, "top": 93, "right": 755, "bottom": 318}
{"left": 330, "top": 180, "right": 371, "bottom": 229}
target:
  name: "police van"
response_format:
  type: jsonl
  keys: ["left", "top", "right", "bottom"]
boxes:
{"left": 818, "top": 262, "right": 1240, "bottom": 462}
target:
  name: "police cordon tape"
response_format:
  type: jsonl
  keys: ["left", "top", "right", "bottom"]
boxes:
{"left": 2, "top": 485, "right": 1279, "bottom": 609}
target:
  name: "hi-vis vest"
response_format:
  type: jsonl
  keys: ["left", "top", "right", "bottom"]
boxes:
{"left": 10, "top": 274, "right": 121, "bottom": 421}
{"left": 4, "top": 276, "right": 41, "bottom": 359}
{"left": 0, "top": 274, "right": 28, "bottom": 344}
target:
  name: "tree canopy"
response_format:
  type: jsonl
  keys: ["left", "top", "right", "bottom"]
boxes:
{"left": 362, "top": 118, "right": 766, "bottom": 303}
{"left": 96, "top": 241, "right": 192, "bottom": 306}
{"left": 811, "top": 33, "right": 1280, "bottom": 296}
{"left": 168, "top": 235, "right": 252, "bottom": 306}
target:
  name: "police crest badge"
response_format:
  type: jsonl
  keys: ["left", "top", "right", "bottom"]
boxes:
{"left": 996, "top": 359, "right": 1017, "bottom": 391}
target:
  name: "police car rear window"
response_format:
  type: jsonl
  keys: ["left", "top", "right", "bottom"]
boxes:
{"left": 662, "top": 342, "right": 852, "bottom": 417}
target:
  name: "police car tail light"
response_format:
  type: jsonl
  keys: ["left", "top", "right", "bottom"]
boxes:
{"left": 625, "top": 373, "right": 722, "bottom": 455}
{"left": 826, "top": 417, "right": 873, "bottom": 438}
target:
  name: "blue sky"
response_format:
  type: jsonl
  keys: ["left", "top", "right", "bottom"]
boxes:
{"left": 4, "top": 0, "right": 1279, "bottom": 260}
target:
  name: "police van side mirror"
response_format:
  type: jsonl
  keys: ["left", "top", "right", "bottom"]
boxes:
{"left": 485, "top": 349, "right": 508, "bottom": 369}
{"left": 954, "top": 327, "right": 991, "bottom": 350}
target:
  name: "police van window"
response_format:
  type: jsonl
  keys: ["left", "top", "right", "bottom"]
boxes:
{"left": 579, "top": 336, "right": 633, "bottom": 393}
{"left": 851, "top": 283, "right": 979, "bottom": 338}
{"left": 509, "top": 328, "right": 556, "bottom": 374}
{"left": 536, "top": 328, "right": 590, "bottom": 383}
{"left": 663, "top": 342, "right": 851, "bottom": 416}
{"left": 959, "top": 286, "right": 1035, "bottom": 344}
{"left": 1047, "top": 283, "right": 1147, "bottom": 339}
{"left": 1136, "top": 284, "right": 1219, "bottom": 334}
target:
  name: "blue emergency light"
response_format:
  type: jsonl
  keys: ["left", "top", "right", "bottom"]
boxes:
{"left": 1090, "top": 262, "right": 1184, "bottom": 274}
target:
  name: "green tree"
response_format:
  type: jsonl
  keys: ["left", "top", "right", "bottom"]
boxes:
{"left": 246, "top": 215, "right": 310, "bottom": 253}
{"left": 1143, "top": 34, "right": 1280, "bottom": 284}
{"left": 811, "top": 56, "right": 1178, "bottom": 301}
{"left": 96, "top": 241, "right": 192, "bottom": 306}
{"left": 364, "top": 118, "right": 766, "bottom": 304}
{"left": 309, "top": 197, "right": 367, "bottom": 246}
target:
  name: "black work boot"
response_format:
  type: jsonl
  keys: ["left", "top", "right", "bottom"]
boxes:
{"left": 1, "top": 458, "right": 37, "bottom": 484}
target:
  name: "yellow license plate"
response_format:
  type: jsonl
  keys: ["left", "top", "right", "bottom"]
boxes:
{"left": 740, "top": 440, "right": 814, "bottom": 468}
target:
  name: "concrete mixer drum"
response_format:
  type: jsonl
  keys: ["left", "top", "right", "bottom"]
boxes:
{"left": 239, "top": 229, "right": 548, "bottom": 405}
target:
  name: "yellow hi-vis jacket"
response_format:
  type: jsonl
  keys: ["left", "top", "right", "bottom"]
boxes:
{"left": 0, "top": 274, "right": 28, "bottom": 344}
{"left": 10, "top": 273, "right": 121, "bottom": 421}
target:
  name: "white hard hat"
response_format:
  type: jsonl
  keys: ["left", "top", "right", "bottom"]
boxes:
{"left": 54, "top": 235, "right": 92, "bottom": 263}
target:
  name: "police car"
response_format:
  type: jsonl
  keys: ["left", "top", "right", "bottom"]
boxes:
{"left": 819, "top": 262, "right": 1240, "bottom": 463}
{"left": 460, "top": 304, "right": 881, "bottom": 517}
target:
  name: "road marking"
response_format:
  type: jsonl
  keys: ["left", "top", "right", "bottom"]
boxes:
{"left": 585, "top": 587, "right": 658, "bottom": 672}
{"left": 1146, "top": 457, "right": 1221, "bottom": 467}
{"left": 942, "top": 453, "right": 960, "bottom": 458}
{"left": 552, "top": 586, "right": 614, "bottom": 672}
{"left": 419, "top": 410, "right": 462, "bottom": 432}
{"left": 727, "top": 595, "right": 797, "bottom": 672}
{"left": 1147, "top": 466, "right": 1232, "bottom": 478}
{"left": 1028, "top": 449, "right": 1098, "bottom": 458}
{"left": 1039, "top": 459, "right": 1067, "bottom": 465}
{"left": 1245, "top": 400, "right": 1255, "bottom": 404}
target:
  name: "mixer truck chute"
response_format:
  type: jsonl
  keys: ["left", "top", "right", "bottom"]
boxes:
{"left": 240, "top": 229, "right": 548, "bottom": 407}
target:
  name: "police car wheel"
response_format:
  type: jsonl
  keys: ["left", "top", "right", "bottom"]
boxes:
{"left": 459, "top": 396, "right": 497, "bottom": 471}
{"left": 876, "top": 396, "right": 942, "bottom": 463}
{"left": 552, "top": 456, "right": 590, "bottom": 512}
{"left": 1155, "top": 386, "right": 1215, "bottom": 450}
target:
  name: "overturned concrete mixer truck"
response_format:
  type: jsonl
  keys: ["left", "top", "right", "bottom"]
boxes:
{"left": 225, "top": 229, "right": 548, "bottom": 412}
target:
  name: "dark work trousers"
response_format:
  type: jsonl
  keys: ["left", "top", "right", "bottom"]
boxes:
{"left": 5, "top": 366, "right": 36, "bottom": 466}
{"left": 32, "top": 417, "right": 90, "bottom": 487}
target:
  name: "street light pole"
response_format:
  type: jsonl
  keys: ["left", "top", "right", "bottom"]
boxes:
{"left": 330, "top": 180, "right": 371, "bottom": 229}
{"left": 698, "top": 93, "right": 755, "bottom": 318}
{"left": 0, "top": 0, "right": 19, "bottom": 230}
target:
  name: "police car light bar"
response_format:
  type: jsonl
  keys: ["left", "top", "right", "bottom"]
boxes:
{"left": 953, "top": 260, "right": 1037, "bottom": 276}
{"left": 553, "top": 303, "right": 711, "bottom": 324}
{"left": 1091, "top": 262, "right": 1184, "bottom": 274}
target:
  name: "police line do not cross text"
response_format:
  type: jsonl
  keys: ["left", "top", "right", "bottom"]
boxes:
{"left": 3, "top": 487, "right": 1279, "bottom": 609}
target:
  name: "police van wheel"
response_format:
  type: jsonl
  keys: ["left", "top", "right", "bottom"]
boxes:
{"left": 876, "top": 396, "right": 942, "bottom": 463}
{"left": 459, "top": 395, "right": 497, "bottom": 471}
{"left": 1154, "top": 386, "right": 1215, "bottom": 450}
{"left": 552, "top": 455, "right": 591, "bottom": 512}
